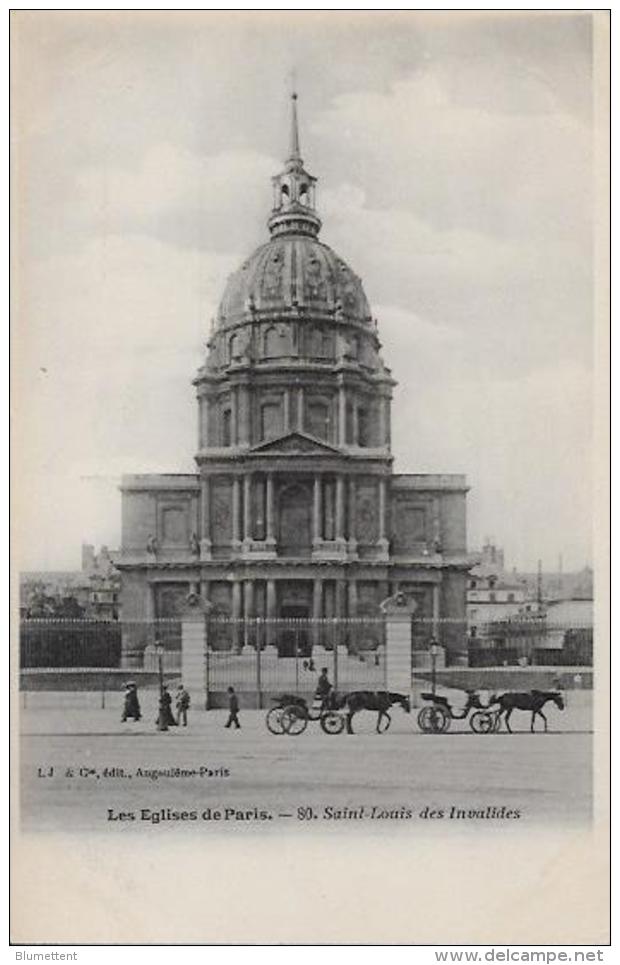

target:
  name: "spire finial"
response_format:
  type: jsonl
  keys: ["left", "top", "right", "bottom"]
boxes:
{"left": 289, "top": 78, "right": 301, "bottom": 161}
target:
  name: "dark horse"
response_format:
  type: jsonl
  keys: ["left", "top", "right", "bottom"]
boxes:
{"left": 491, "top": 690, "right": 565, "bottom": 733}
{"left": 339, "top": 691, "right": 411, "bottom": 734}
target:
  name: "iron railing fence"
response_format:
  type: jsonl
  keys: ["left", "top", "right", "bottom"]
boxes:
{"left": 19, "top": 616, "right": 594, "bottom": 674}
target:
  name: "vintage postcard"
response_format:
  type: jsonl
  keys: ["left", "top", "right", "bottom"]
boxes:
{"left": 11, "top": 10, "right": 610, "bottom": 945}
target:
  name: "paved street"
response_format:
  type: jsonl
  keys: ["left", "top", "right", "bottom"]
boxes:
{"left": 18, "top": 691, "right": 592, "bottom": 832}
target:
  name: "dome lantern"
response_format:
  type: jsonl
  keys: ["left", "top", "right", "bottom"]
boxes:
{"left": 268, "top": 92, "right": 322, "bottom": 239}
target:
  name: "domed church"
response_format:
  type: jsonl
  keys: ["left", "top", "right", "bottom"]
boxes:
{"left": 118, "top": 94, "right": 469, "bottom": 667}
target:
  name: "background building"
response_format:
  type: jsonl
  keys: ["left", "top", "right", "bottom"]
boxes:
{"left": 467, "top": 542, "right": 592, "bottom": 667}
{"left": 20, "top": 544, "right": 120, "bottom": 620}
{"left": 118, "top": 96, "right": 470, "bottom": 667}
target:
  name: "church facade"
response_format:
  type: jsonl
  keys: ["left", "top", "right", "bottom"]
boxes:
{"left": 118, "top": 95, "right": 470, "bottom": 666}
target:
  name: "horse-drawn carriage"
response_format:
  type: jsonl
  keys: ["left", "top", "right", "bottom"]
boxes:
{"left": 266, "top": 693, "right": 345, "bottom": 735}
{"left": 416, "top": 688, "right": 565, "bottom": 734}
{"left": 417, "top": 689, "right": 497, "bottom": 734}
{"left": 266, "top": 690, "right": 411, "bottom": 736}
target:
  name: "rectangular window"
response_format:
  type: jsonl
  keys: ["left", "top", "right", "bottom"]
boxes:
{"left": 260, "top": 401, "right": 283, "bottom": 440}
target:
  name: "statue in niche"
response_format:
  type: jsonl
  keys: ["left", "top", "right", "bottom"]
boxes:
{"left": 146, "top": 535, "right": 158, "bottom": 556}
{"left": 189, "top": 532, "right": 200, "bottom": 557}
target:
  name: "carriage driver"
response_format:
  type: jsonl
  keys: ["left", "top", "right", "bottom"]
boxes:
{"left": 315, "top": 667, "right": 333, "bottom": 710}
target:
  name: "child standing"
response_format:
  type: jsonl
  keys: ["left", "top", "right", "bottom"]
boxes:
{"left": 225, "top": 686, "right": 241, "bottom": 729}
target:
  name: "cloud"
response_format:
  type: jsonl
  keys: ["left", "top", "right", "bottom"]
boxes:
{"left": 390, "top": 359, "right": 593, "bottom": 569}
{"left": 313, "top": 67, "right": 591, "bottom": 243}
{"left": 12, "top": 13, "right": 597, "bottom": 571}
{"left": 15, "top": 233, "right": 240, "bottom": 566}
{"left": 74, "top": 145, "right": 279, "bottom": 252}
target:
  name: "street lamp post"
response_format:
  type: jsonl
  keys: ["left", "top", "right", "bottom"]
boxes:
{"left": 155, "top": 640, "right": 168, "bottom": 732}
{"left": 429, "top": 639, "right": 440, "bottom": 698}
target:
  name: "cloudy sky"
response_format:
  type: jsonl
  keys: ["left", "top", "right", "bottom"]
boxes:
{"left": 13, "top": 11, "right": 602, "bottom": 571}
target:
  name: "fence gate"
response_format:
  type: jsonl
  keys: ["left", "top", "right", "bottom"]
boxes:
{"left": 203, "top": 617, "right": 387, "bottom": 709}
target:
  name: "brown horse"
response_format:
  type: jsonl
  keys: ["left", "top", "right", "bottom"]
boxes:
{"left": 339, "top": 691, "right": 411, "bottom": 734}
{"left": 491, "top": 690, "right": 565, "bottom": 733}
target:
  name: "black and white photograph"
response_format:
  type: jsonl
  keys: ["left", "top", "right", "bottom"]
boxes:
{"left": 11, "top": 9, "right": 610, "bottom": 945}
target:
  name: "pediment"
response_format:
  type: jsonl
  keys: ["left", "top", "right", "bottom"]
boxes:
{"left": 250, "top": 431, "right": 341, "bottom": 455}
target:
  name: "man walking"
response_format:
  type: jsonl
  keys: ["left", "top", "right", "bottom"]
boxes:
{"left": 176, "top": 683, "right": 191, "bottom": 726}
{"left": 225, "top": 686, "right": 241, "bottom": 729}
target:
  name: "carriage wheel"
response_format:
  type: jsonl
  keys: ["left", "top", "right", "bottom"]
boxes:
{"left": 470, "top": 711, "right": 495, "bottom": 734}
{"left": 417, "top": 707, "right": 434, "bottom": 732}
{"left": 417, "top": 705, "right": 449, "bottom": 734}
{"left": 266, "top": 707, "right": 286, "bottom": 735}
{"left": 320, "top": 712, "right": 345, "bottom": 735}
{"left": 281, "top": 706, "right": 308, "bottom": 735}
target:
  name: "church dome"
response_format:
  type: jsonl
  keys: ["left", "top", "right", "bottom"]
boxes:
{"left": 217, "top": 235, "right": 372, "bottom": 328}
{"left": 214, "top": 91, "right": 373, "bottom": 332}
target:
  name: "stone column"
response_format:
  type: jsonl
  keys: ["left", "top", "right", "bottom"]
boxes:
{"left": 297, "top": 385, "right": 304, "bottom": 431}
{"left": 352, "top": 403, "right": 359, "bottom": 446}
{"left": 335, "top": 475, "right": 345, "bottom": 543}
{"left": 244, "top": 579, "right": 254, "bottom": 621}
{"left": 266, "top": 473, "right": 275, "bottom": 547}
{"left": 198, "top": 397, "right": 206, "bottom": 450}
{"left": 231, "top": 387, "right": 238, "bottom": 446}
{"left": 432, "top": 583, "right": 441, "bottom": 643}
{"left": 348, "top": 580, "right": 358, "bottom": 620}
{"left": 383, "top": 397, "right": 391, "bottom": 448}
{"left": 145, "top": 582, "right": 155, "bottom": 622}
{"left": 283, "top": 391, "right": 290, "bottom": 433}
{"left": 347, "top": 477, "right": 357, "bottom": 555}
{"left": 338, "top": 384, "right": 346, "bottom": 447}
{"left": 266, "top": 578, "right": 277, "bottom": 648}
{"left": 237, "top": 385, "right": 248, "bottom": 446}
{"left": 378, "top": 477, "right": 389, "bottom": 555}
{"left": 313, "top": 474, "right": 322, "bottom": 544}
{"left": 335, "top": 579, "right": 346, "bottom": 619}
{"left": 232, "top": 579, "right": 242, "bottom": 649}
{"left": 232, "top": 477, "right": 242, "bottom": 546}
{"left": 232, "top": 580, "right": 242, "bottom": 619}
{"left": 200, "top": 477, "right": 212, "bottom": 559}
{"left": 243, "top": 474, "right": 252, "bottom": 542}
{"left": 312, "top": 578, "right": 322, "bottom": 647}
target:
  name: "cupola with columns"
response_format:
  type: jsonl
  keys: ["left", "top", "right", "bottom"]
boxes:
{"left": 194, "top": 92, "right": 395, "bottom": 462}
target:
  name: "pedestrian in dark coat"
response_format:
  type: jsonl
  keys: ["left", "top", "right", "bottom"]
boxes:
{"left": 161, "top": 686, "right": 177, "bottom": 726}
{"left": 225, "top": 686, "right": 241, "bottom": 729}
{"left": 176, "top": 684, "right": 190, "bottom": 726}
{"left": 122, "top": 682, "right": 141, "bottom": 722}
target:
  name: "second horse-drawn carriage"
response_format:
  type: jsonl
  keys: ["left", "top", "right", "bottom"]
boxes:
{"left": 416, "top": 688, "right": 565, "bottom": 733}
{"left": 417, "top": 689, "right": 497, "bottom": 733}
